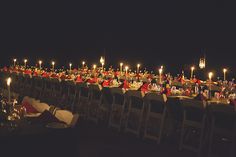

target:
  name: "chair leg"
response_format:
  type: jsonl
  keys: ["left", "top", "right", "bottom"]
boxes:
{"left": 208, "top": 128, "right": 214, "bottom": 157}
{"left": 158, "top": 117, "right": 165, "bottom": 144}
{"left": 179, "top": 122, "right": 185, "bottom": 151}
{"left": 198, "top": 125, "right": 205, "bottom": 157}
{"left": 143, "top": 116, "right": 148, "bottom": 140}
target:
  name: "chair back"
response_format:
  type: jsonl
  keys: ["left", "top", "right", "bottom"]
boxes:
{"left": 89, "top": 84, "right": 102, "bottom": 100}
{"left": 126, "top": 90, "right": 144, "bottom": 109}
{"left": 180, "top": 99, "right": 206, "bottom": 122}
{"left": 208, "top": 104, "right": 236, "bottom": 130}
{"left": 166, "top": 97, "right": 183, "bottom": 122}
{"left": 110, "top": 87, "right": 125, "bottom": 105}
{"left": 145, "top": 93, "right": 166, "bottom": 114}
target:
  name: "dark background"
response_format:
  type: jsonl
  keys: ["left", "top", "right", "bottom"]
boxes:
{"left": 0, "top": 1, "right": 235, "bottom": 79}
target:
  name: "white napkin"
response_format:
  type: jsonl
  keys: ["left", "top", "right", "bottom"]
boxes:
{"left": 54, "top": 110, "right": 74, "bottom": 125}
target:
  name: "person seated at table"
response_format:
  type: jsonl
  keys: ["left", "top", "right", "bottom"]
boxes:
{"left": 87, "top": 75, "right": 98, "bottom": 84}
{"left": 161, "top": 85, "right": 171, "bottom": 96}
{"left": 139, "top": 80, "right": 150, "bottom": 93}
{"left": 102, "top": 78, "right": 111, "bottom": 87}
{"left": 119, "top": 79, "right": 130, "bottom": 89}
{"left": 76, "top": 74, "right": 83, "bottom": 83}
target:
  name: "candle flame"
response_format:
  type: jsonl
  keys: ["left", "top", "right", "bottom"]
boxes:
{"left": 120, "top": 62, "right": 123, "bottom": 67}
{"left": 7, "top": 77, "right": 11, "bottom": 86}
{"left": 39, "top": 60, "right": 42, "bottom": 64}
{"left": 93, "top": 64, "right": 97, "bottom": 69}
{"left": 24, "top": 59, "right": 27, "bottom": 63}
{"left": 82, "top": 61, "right": 85, "bottom": 65}
{"left": 69, "top": 63, "right": 72, "bottom": 67}
{"left": 137, "top": 64, "right": 140, "bottom": 68}
{"left": 13, "top": 59, "right": 17, "bottom": 62}
{"left": 208, "top": 72, "right": 213, "bottom": 79}
{"left": 223, "top": 68, "right": 227, "bottom": 73}
{"left": 191, "top": 66, "right": 195, "bottom": 71}
{"left": 100, "top": 56, "right": 105, "bottom": 64}
{"left": 52, "top": 61, "right": 55, "bottom": 65}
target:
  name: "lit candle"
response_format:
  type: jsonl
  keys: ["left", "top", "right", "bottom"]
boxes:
{"left": 24, "top": 59, "right": 28, "bottom": 67}
{"left": 101, "top": 63, "right": 104, "bottom": 71}
{"left": 191, "top": 66, "right": 195, "bottom": 79}
{"left": 137, "top": 64, "right": 140, "bottom": 74}
{"left": 125, "top": 66, "right": 129, "bottom": 75}
{"left": 208, "top": 72, "right": 213, "bottom": 81}
{"left": 39, "top": 60, "right": 42, "bottom": 69}
{"left": 182, "top": 70, "right": 185, "bottom": 80}
{"left": 69, "top": 63, "right": 72, "bottom": 71}
{"left": 208, "top": 72, "right": 213, "bottom": 99}
{"left": 159, "top": 68, "right": 163, "bottom": 84}
{"left": 100, "top": 56, "right": 105, "bottom": 69}
{"left": 93, "top": 64, "right": 97, "bottom": 70}
{"left": 13, "top": 58, "right": 17, "bottom": 67}
{"left": 7, "top": 77, "right": 11, "bottom": 103}
{"left": 52, "top": 61, "right": 55, "bottom": 71}
{"left": 120, "top": 62, "right": 123, "bottom": 72}
{"left": 82, "top": 61, "right": 85, "bottom": 68}
{"left": 223, "top": 68, "right": 227, "bottom": 81}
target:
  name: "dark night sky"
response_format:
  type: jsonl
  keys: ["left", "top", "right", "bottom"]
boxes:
{"left": 0, "top": 1, "right": 235, "bottom": 78}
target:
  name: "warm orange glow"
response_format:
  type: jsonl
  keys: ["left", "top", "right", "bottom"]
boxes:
{"left": 7, "top": 77, "right": 11, "bottom": 86}
{"left": 191, "top": 66, "right": 195, "bottom": 71}
{"left": 93, "top": 64, "right": 97, "bottom": 69}
{"left": 223, "top": 68, "right": 227, "bottom": 80}
{"left": 125, "top": 66, "right": 129, "bottom": 74}
{"left": 159, "top": 68, "right": 163, "bottom": 74}
{"left": 208, "top": 72, "right": 213, "bottom": 80}
{"left": 100, "top": 57, "right": 105, "bottom": 65}
{"left": 120, "top": 62, "right": 123, "bottom": 72}
{"left": 223, "top": 68, "right": 227, "bottom": 73}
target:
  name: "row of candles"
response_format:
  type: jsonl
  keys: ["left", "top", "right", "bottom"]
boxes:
{"left": 4, "top": 57, "right": 230, "bottom": 104}
{"left": 12, "top": 58, "right": 229, "bottom": 81}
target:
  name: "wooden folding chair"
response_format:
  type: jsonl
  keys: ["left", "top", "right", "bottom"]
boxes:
{"left": 124, "top": 90, "right": 144, "bottom": 137}
{"left": 166, "top": 97, "right": 183, "bottom": 138}
{"left": 75, "top": 83, "right": 90, "bottom": 119}
{"left": 87, "top": 84, "right": 102, "bottom": 124}
{"left": 98, "top": 87, "right": 113, "bottom": 123}
{"left": 143, "top": 93, "right": 167, "bottom": 144}
{"left": 179, "top": 99, "right": 207, "bottom": 157}
{"left": 208, "top": 104, "right": 236, "bottom": 157}
{"left": 108, "top": 87, "right": 126, "bottom": 131}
